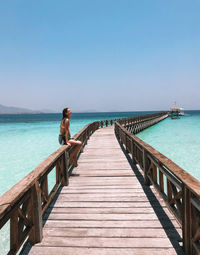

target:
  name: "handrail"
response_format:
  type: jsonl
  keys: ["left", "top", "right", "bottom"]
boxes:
{"left": 115, "top": 115, "right": 200, "bottom": 255}
{"left": 0, "top": 120, "right": 108, "bottom": 255}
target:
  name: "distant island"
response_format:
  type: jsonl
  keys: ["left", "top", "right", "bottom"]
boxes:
{"left": 0, "top": 104, "right": 55, "bottom": 114}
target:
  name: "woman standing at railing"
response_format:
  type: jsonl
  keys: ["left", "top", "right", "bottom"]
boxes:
{"left": 59, "top": 107, "right": 82, "bottom": 167}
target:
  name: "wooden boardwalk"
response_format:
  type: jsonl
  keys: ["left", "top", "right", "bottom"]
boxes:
{"left": 26, "top": 126, "right": 184, "bottom": 255}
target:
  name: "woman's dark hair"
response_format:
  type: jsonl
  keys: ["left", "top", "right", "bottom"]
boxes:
{"left": 62, "top": 108, "right": 69, "bottom": 120}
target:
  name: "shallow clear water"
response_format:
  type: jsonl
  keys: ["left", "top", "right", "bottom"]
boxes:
{"left": 0, "top": 111, "right": 156, "bottom": 254}
{"left": 137, "top": 110, "right": 200, "bottom": 180}
{"left": 0, "top": 110, "right": 199, "bottom": 254}
{"left": 0, "top": 111, "right": 156, "bottom": 196}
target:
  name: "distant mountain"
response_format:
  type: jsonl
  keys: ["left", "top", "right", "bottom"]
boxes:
{"left": 0, "top": 104, "right": 42, "bottom": 114}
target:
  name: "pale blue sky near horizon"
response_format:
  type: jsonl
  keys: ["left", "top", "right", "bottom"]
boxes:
{"left": 0, "top": 0, "right": 200, "bottom": 112}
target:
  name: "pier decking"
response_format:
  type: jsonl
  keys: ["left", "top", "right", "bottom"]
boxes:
{"left": 1, "top": 112, "right": 199, "bottom": 255}
{"left": 27, "top": 126, "right": 183, "bottom": 255}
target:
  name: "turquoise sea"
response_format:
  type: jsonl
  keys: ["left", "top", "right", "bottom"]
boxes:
{"left": 0, "top": 111, "right": 157, "bottom": 196}
{"left": 137, "top": 110, "right": 200, "bottom": 181}
{"left": 0, "top": 110, "right": 200, "bottom": 254}
{"left": 0, "top": 110, "right": 199, "bottom": 195}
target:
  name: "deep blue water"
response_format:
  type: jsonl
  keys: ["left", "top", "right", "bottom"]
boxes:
{"left": 0, "top": 111, "right": 159, "bottom": 123}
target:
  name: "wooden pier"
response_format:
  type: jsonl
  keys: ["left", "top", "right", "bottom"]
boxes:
{"left": 26, "top": 126, "right": 183, "bottom": 255}
{"left": 0, "top": 112, "right": 200, "bottom": 255}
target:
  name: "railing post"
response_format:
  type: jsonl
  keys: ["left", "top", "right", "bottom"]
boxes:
{"left": 10, "top": 209, "right": 18, "bottom": 254}
{"left": 30, "top": 181, "right": 43, "bottom": 244}
{"left": 115, "top": 124, "right": 119, "bottom": 139}
{"left": 159, "top": 169, "right": 164, "bottom": 193}
{"left": 125, "top": 134, "right": 129, "bottom": 153}
{"left": 80, "top": 135, "right": 84, "bottom": 153}
{"left": 143, "top": 149, "right": 150, "bottom": 186}
{"left": 167, "top": 179, "right": 172, "bottom": 203}
{"left": 183, "top": 184, "right": 192, "bottom": 255}
{"left": 131, "top": 139, "right": 136, "bottom": 165}
{"left": 85, "top": 129, "right": 88, "bottom": 145}
{"left": 62, "top": 152, "right": 69, "bottom": 186}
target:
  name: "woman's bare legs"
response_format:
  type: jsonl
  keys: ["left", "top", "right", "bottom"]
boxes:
{"left": 68, "top": 140, "right": 82, "bottom": 167}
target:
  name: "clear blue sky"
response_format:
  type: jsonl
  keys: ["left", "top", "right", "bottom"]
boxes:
{"left": 0, "top": 0, "right": 199, "bottom": 112}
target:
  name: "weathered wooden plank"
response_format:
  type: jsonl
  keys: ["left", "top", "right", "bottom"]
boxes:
{"left": 73, "top": 169, "right": 134, "bottom": 173}
{"left": 44, "top": 219, "right": 181, "bottom": 229}
{"left": 46, "top": 206, "right": 168, "bottom": 214}
{"left": 63, "top": 185, "right": 147, "bottom": 190}
{"left": 50, "top": 201, "right": 165, "bottom": 208}
{"left": 69, "top": 178, "right": 141, "bottom": 182}
{"left": 78, "top": 158, "right": 129, "bottom": 162}
{"left": 58, "top": 192, "right": 156, "bottom": 198}
{"left": 28, "top": 247, "right": 184, "bottom": 255}
{"left": 69, "top": 176, "right": 137, "bottom": 180}
{"left": 55, "top": 196, "right": 164, "bottom": 202}
{"left": 62, "top": 185, "right": 145, "bottom": 189}
{"left": 32, "top": 236, "right": 174, "bottom": 248}
{"left": 44, "top": 212, "right": 175, "bottom": 221}
{"left": 60, "top": 188, "right": 146, "bottom": 193}
{"left": 73, "top": 163, "right": 132, "bottom": 169}
{"left": 78, "top": 155, "right": 125, "bottom": 159}
{"left": 43, "top": 227, "right": 182, "bottom": 238}
{"left": 68, "top": 176, "right": 139, "bottom": 180}
{"left": 72, "top": 170, "right": 134, "bottom": 176}
{"left": 68, "top": 180, "right": 145, "bottom": 185}
{"left": 68, "top": 180, "right": 141, "bottom": 185}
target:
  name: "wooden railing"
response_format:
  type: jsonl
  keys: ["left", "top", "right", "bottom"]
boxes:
{"left": 0, "top": 120, "right": 105, "bottom": 255}
{"left": 118, "top": 112, "right": 169, "bottom": 134}
{"left": 115, "top": 115, "right": 200, "bottom": 255}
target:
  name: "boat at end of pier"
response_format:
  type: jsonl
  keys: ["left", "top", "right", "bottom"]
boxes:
{"left": 169, "top": 104, "right": 184, "bottom": 119}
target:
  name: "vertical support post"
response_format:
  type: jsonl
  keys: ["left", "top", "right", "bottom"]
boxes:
{"left": 80, "top": 134, "right": 84, "bottom": 153}
{"left": 56, "top": 161, "right": 60, "bottom": 184}
{"left": 159, "top": 170, "right": 164, "bottom": 193}
{"left": 131, "top": 139, "right": 136, "bottom": 165}
{"left": 30, "top": 181, "right": 43, "bottom": 244}
{"left": 85, "top": 131, "right": 87, "bottom": 144}
{"left": 182, "top": 185, "right": 192, "bottom": 255}
{"left": 125, "top": 135, "right": 129, "bottom": 153}
{"left": 43, "top": 175, "right": 48, "bottom": 200}
{"left": 116, "top": 126, "right": 119, "bottom": 139}
{"left": 143, "top": 149, "right": 150, "bottom": 186}
{"left": 62, "top": 152, "right": 69, "bottom": 186}
{"left": 167, "top": 179, "right": 172, "bottom": 203}
{"left": 152, "top": 164, "right": 157, "bottom": 184}
{"left": 118, "top": 128, "right": 121, "bottom": 142}
{"left": 10, "top": 209, "right": 18, "bottom": 253}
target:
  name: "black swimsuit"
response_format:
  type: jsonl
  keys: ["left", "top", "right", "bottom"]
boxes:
{"left": 59, "top": 134, "right": 66, "bottom": 145}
